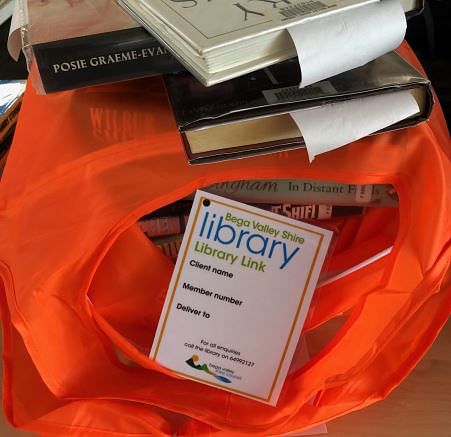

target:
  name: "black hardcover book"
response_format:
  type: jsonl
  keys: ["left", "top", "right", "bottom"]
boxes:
{"left": 164, "top": 51, "right": 433, "bottom": 164}
{"left": 24, "top": 0, "right": 183, "bottom": 93}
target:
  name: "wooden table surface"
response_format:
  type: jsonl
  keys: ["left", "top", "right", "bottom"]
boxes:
{"left": 1, "top": 321, "right": 450, "bottom": 436}
{"left": 324, "top": 320, "right": 451, "bottom": 437}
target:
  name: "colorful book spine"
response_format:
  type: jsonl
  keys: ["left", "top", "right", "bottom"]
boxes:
{"left": 138, "top": 215, "right": 189, "bottom": 238}
{"left": 0, "top": 103, "right": 21, "bottom": 143}
{"left": 199, "top": 180, "right": 398, "bottom": 207}
{"left": 143, "top": 203, "right": 363, "bottom": 261}
{"left": 260, "top": 204, "right": 364, "bottom": 220}
{"left": 141, "top": 201, "right": 363, "bottom": 226}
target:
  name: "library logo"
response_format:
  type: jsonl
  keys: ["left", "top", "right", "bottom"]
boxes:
{"left": 186, "top": 355, "right": 231, "bottom": 383}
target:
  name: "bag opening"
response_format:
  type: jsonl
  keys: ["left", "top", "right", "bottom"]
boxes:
{"left": 87, "top": 177, "right": 400, "bottom": 370}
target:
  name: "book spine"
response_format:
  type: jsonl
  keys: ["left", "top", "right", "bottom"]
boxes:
{"left": 32, "top": 28, "right": 183, "bottom": 93}
{"left": 0, "top": 128, "right": 13, "bottom": 178}
{"left": 0, "top": 150, "right": 8, "bottom": 176}
{"left": 153, "top": 234, "right": 184, "bottom": 261}
{"left": 144, "top": 204, "right": 363, "bottom": 261}
{"left": 140, "top": 200, "right": 363, "bottom": 224}
{"left": 260, "top": 204, "right": 364, "bottom": 220}
{"left": 201, "top": 180, "right": 398, "bottom": 207}
{"left": 138, "top": 215, "right": 189, "bottom": 238}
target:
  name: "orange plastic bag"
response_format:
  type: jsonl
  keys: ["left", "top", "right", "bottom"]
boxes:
{"left": 1, "top": 42, "right": 450, "bottom": 436}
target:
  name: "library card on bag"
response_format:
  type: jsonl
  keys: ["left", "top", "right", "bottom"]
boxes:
{"left": 150, "top": 190, "right": 332, "bottom": 405}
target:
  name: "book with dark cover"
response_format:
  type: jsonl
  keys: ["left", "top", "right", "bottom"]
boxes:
{"left": 24, "top": 0, "right": 183, "bottom": 93}
{"left": 164, "top": 51, "right": 433, "bottom": 164}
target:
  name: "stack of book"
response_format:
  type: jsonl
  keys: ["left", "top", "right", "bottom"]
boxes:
{"left": 138, "top": 180, "right": 398, "bottom": 262}
{"left": 113, "top": 0, "right": 431, "bottom": 163}
{"left": 162, "top": 52, "right": 431, "bottom": 163}
{"left": 9, "top": 0, "right": 432, "bottom": 162}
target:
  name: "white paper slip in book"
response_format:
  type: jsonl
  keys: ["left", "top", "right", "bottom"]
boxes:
{"left": 150, "top": 191, "right": 332, "bottom": 405}
{"left": 117, "top": 0, "right": 415, "bottom": 86}
{"left": 290, "top": 89, "right": 420, "bottom": 161}
{"left": 288, "top": 0, "right": 406, "bottom": 87}
{"left": 7, "top": 0, "right": 24, "bottom": 59}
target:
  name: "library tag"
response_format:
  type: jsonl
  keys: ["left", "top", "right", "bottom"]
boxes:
{"left": 150, "top": 191, "right": 332, "bottom": 405}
